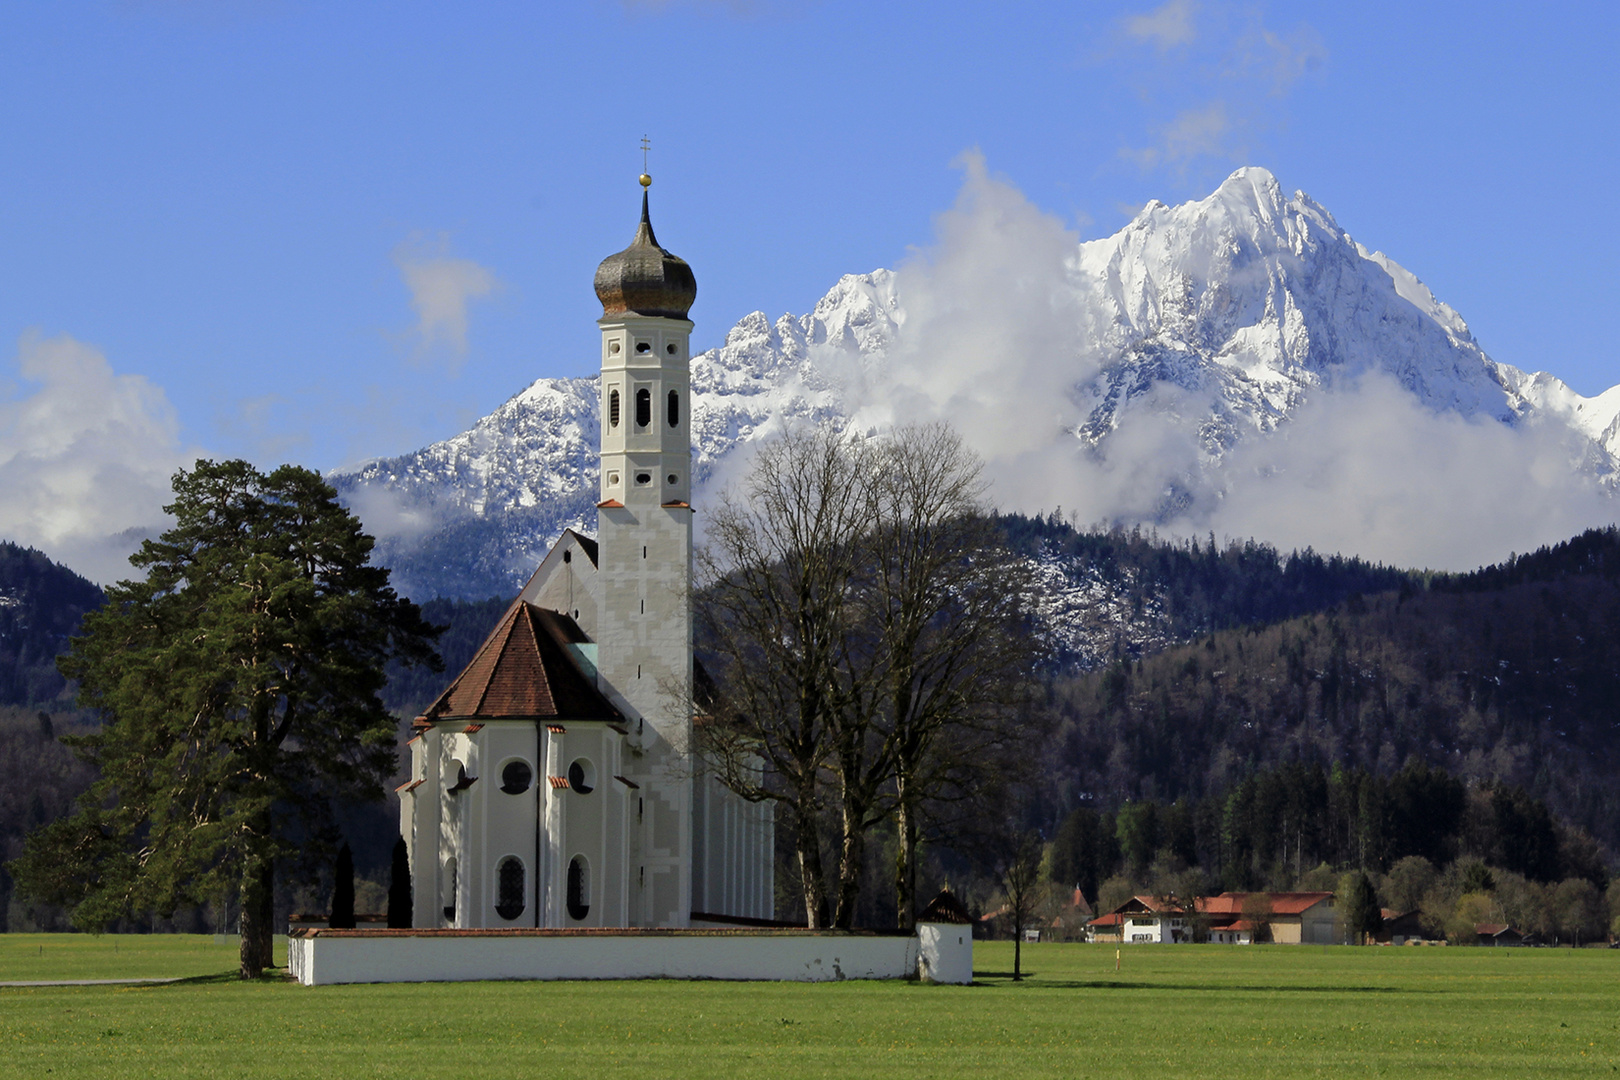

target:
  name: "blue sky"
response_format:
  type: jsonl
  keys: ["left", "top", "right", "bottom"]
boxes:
{"left": 1, "top": 0, "right": 1616, "bottom": 566}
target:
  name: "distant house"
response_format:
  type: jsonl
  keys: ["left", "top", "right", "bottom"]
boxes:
{"left": 1086, "top": 911, "right": 1124, "bottom": 944}
{"left": 1475, "top": 923, "right": 1526, "bottom": 947}
{"left": 1197, "top": 892, "right": 1338, "bottom": 945}
{"left": 1096, "top": 896, "right": 1192, "bottom": 944}
{"left": 1204, "top": 917, "right": 1255, "bottom": 945}
{"left": 1373, "top": 909, "right": 1433, "bottom": 945}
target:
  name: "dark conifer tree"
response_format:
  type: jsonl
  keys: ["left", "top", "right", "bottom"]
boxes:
{"left": 329, "top": 843, "right": 356, "bottom": 929}
{"left": 387, "top": 837, "right": 412, "bottom": 929}
{"left": 8, "top": 459, "right": 440, "bottom": 978}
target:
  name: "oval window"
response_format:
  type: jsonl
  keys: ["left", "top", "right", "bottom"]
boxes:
{"left": 666, "top": 343, "right": 677, "bottom": 355}
{"left": 496, "top": 857, "right": 525, "bottom": 921}
{"left": 667, "top": 390, "right": 679, "bottom": 427}
{"left": 500, "top": 760, "right": 532, "bottom": 795}
{"left": 609, "top": 389, "right": 621, "bottom": 428}
{"left": 635, "top": 388, "right": 651, "bottom": 427}
{"left": 568, "top": 758, "right": 596, "bottom": 794}
{"left": 567, "top": 856, "right": 590, "bottom": 921}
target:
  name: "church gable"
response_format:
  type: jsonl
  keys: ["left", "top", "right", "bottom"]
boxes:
{"left": 519, "top": 528, "right": 601, "bottom": 638}
{"left": 419, "top": 600, "right": 620, "bottom": 723}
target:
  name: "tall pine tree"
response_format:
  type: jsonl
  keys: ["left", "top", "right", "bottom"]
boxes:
{"left": 8, "top": 460, "right": 439, "bottom": 977}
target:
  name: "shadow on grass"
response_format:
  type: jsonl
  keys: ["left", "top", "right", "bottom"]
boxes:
{"left": 972, "top": 975, "right": 1420, "bottom": 993}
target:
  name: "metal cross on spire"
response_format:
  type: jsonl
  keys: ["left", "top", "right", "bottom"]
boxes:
{"left": 641, "top": 135, "right": 651, "bottom": 173}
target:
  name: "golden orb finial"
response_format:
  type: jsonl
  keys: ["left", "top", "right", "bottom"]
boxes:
{"left": 639, "top": 173, "right": 652, "bottom": 188}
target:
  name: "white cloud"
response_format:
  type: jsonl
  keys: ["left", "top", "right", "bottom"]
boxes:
{"left": 1124, "top": 0, "right": 1197, "bottom": 50}
{"left": 392, "top": 236, "right": 500, "bottom": 375}
{"left": 836, "top": 150, "right": 1098, "bottom": 467}
{"left": 1231, "top": 23, "right": 1327, "bottom": 93}
{"left": 1204, "top": 373, "right": 1613, "bottom": 571}
{"left": 0, "top": 333, "right": 200, "bottom": 583}
{"left": 1112, "top": 3, "right": 1323, "bottom": 178}
{"left": 1122, "top": 102, "right": 1234, "bottom": 170}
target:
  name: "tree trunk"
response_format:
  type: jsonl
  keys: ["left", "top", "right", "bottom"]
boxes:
{"left": 833, "top": 799, "right": 865, "bottom": 930}
{"left": 894, "top": 777, "right": 918, "bottom": 931}
{"left": 793, "top": 797, "right": 830, "bottom": 929}
{"left": 239, "top": 856, "right": 274, "bottom": 979}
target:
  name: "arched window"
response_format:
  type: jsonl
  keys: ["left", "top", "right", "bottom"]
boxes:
{"left": 609, "top": 389, "right": 620, "bottom": 428}
{"left": 500, "top": 760, "right": 532, "bottom": 795}
{"left": 496, "top": 857, "right": 525, "bottom": 921}
{"left": 568, "top": 758, "right": 596, "bottom": 794}
{"left": 442, "top": 857, "right": 457, "bottom": 924}
{"left": 635, "top": 388, "right": 651, "bottom": 427}
{"left": 667, "top": 390, "right": 679, "bottom": 427}
{"left": 567, "top": 856, "right": 590, "bottom": 920}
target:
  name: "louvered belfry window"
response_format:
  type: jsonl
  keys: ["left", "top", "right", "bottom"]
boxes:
{"left": 609, "top": 389, "right": 620, "bottom": 428}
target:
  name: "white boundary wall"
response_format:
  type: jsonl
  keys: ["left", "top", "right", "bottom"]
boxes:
{"left": 287, "top": 928, "right": 970, "bottom": 986}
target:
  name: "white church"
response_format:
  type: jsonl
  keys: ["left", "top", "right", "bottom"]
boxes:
{"left": 289, "top": 175, "right": 973, "bottom": 985}
{"left": 395, "top": 175, "right": 776, "bottom": 931}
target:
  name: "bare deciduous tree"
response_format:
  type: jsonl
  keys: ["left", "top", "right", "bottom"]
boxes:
{"left": 695, "top": 427, "right": 874, "bottom": 927}
{"left": 696, "top": 421, "right": 1041, "bottom": 929}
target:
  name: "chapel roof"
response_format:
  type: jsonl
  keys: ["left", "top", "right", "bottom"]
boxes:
{"left": 918, "top": 888, "right": 974, "bottom": 926}
{"left": 417, "top": 600, "right": 621, "bottom": 723}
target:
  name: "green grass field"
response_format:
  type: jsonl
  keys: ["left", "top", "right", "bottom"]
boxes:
{"left": 1, "top": 936, "right": 1616, "bottom": 1078}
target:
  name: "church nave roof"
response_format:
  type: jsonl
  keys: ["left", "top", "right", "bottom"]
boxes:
{"left": 417, "top": 600, "right": 621, "bottom": 724}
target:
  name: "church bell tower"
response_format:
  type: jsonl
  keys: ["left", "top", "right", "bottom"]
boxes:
{"left": 592, "top": 170, "right": 697, "bottom": 928}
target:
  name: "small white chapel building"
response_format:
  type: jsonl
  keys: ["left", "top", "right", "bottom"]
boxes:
{"left": 395, "top": 174, "right": 775, "bottom": 931}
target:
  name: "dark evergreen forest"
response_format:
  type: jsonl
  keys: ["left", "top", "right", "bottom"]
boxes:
{"left": 1044, "top": 526, "right": 1620, "bottom": 860}
{"left": 7, "top": 523, "right": 1620, "bottom": 931}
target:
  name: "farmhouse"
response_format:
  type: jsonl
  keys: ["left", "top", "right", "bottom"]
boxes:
{"left": 395, "top": 176, "right": 774, "bottom": 932}
{"left": 1198, "top": 892, "right": 1337, "bottom": 944}
{"left": 1087, "top": 891, "right": 1338, "bottom": 944}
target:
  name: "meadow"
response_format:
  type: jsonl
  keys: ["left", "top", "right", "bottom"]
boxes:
{"left": 1, "top": 935, "right": 1616, "bottom": 1078}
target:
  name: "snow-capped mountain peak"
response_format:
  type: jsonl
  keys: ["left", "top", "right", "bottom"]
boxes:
{"left": 334, "top": 167, "right": 1617, "bottom": 600}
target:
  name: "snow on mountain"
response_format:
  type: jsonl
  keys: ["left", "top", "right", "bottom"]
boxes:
{"left": 334, "top": 166, "right": 1617, "bottom": 605}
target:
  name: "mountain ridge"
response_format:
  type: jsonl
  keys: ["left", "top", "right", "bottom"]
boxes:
{"left": 333, "top": 166, "right": 1618, "bottom": 601}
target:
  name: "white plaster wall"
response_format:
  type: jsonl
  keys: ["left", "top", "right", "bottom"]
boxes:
{"left": 693, "top": 769, "right": 775, "bottom": 921}
{"left": 916, "top": 923, "right": 973, "bottom": 985}
{"left": 471, "top": 723, "right": 540, "bottom": 928}
{"left": 292, "top": 932, "right": 918, "bottom": 987}
{"left": 520, "top": 532, "right": 602, "bottom": 638}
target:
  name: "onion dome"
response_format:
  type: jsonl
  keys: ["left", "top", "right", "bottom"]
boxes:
{"left": 593, "top": 181, "right": 697, "bottom": 320}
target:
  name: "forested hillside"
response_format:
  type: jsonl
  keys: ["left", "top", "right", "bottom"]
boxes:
{"left": 0, "top": 543, "right": 104, "bottom": 707}
{"left": 1000, "top": 513, "right": 1416, "bottom": 669}
{"left": 1043, "top": 527, "right": 1620, "bottom": 857}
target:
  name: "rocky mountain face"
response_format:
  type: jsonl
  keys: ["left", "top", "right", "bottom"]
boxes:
{"left": 333, "top": 167, "right": 1618, "bottom": 604}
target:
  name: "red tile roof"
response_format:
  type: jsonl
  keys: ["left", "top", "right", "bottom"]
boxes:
{"left": 1197, "top": 891, "right": 1333, "bottom": 916}
{"left": 418, "top": 601, "right": 622, "bottom": 723}
{"left": 1089, "top": 912, "right": 1125, "bottom": 928}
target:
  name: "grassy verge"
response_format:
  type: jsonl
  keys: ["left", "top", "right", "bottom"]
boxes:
{"left": 0, "top": 934, "right": 286, "bottom": 982}
{"left": 0, "top": 939, "right": 1615, "bottom": 1078}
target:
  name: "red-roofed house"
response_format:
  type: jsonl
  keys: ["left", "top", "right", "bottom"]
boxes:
{"left": 1197, "top": 892, "right": 1338, "bottom": 945}
{"left": 1091, "top": 896, "right": 1192, "bottom": 944}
